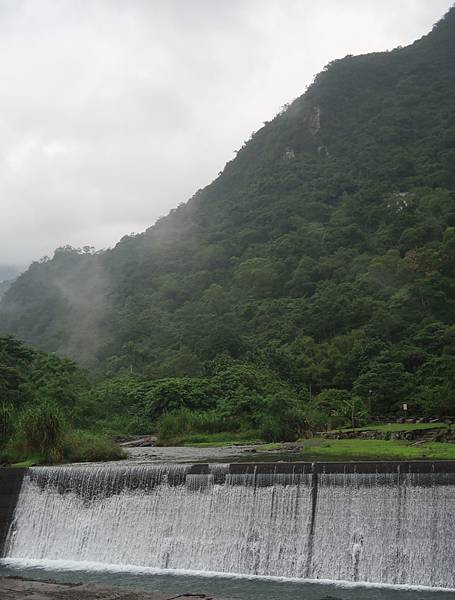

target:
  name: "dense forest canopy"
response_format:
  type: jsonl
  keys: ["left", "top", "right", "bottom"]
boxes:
{"left": 1, "top": 8, "right": 455, "bottom": 430}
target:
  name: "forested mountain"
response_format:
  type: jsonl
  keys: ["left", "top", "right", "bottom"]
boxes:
{"left": 1, "top": 8, "right": 455, "bottom": 421}
{"left": 0, "top": 266, "right": 19, "bottom": 300}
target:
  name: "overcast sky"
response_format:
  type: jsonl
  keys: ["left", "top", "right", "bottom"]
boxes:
{"left": 0, "top": 0, "right": 453, "bottom": 272}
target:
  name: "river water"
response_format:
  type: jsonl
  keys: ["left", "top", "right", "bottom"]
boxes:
{"left": 0, "top": 560, "right": 454, "bottom": 600}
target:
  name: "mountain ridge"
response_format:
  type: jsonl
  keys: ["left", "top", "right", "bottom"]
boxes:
{"left": 1, "top": 6, "right": 455, "bottom": 419}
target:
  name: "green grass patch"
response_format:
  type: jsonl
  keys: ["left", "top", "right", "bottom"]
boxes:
{"left": 298, "top": 438, "right": 455, "bottom": 461}
{"left": 10, "top": 457, "right": 41, "bottom": 468}
{"left": 339, "top": 422, "right": 448, "bottom": 433}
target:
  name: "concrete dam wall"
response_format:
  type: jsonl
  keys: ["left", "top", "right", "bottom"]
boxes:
{"left": 0, "top": 468, "right": 25, "bottom": 556}
{"left": 1, "top": 462, "right": 454, "bottom": 588}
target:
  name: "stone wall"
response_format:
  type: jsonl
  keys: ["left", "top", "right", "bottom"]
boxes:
{"left": 322, "top": 428, "right": 455, "bottom": 442}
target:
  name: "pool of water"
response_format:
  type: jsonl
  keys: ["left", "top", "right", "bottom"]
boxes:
{"left": 1, "top": 560, "right": 454, "bottom": 600}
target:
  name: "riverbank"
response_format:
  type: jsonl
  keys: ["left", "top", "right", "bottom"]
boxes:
{"left": 4, "top": 436, "right": 455, "bottom": 467}
{"left": 118, "top": 437, "right": 455, "bottom": 464}
{"left": 3, "top": 423, "right": 454, "bottom": 467}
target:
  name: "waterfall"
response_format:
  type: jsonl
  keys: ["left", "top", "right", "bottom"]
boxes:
{"left": 4, "top": 463, "right": 455, "bottom": 588}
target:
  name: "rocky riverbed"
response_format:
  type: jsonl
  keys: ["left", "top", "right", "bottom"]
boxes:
{"left": 0, "top": 577, "right": 223, "bottom": 599}
{"left": 121, "top": 443, "right": 276, "bottom": 463}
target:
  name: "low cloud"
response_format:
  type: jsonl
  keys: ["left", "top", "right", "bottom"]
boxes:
{"left": 0, "top": 0, "right": 452, "bottom": 268}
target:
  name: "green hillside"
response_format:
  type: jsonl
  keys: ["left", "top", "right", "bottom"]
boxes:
{"left": 1, "top": 8, "right": 455, "bottom": 434}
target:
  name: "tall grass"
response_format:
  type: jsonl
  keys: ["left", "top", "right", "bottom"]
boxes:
{"left": 157, "top": 409, "right": 240, "bottom": 445}
{"left": 0, "top": 401, "right": 126, "bottom": 465}
{"left": 62, "top": 430, "right": 126, "bottom": 462}
{"left": 19, "top": 402, "right": 66, "bottom": 462}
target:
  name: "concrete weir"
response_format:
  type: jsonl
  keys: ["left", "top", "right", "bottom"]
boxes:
{"left": 0, "top": 468, "right": 25, "bottom": 557}
{"left": 191, "top": 459, "right": 455, "bottom": 475}
{"left": 1, "top": 461, "right": 455, "bottom": 588}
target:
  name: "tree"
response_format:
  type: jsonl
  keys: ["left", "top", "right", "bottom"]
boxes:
{"left": 354, "top": 362, "right": 412, "bottom": 415}
{"left": 308, "top": 388, "right": 369, "bottom": 429}
{"left": 234, "top": 258, "right": 278, "bottom": 296}
{"left": 259, "top": 391, "right": 305, "bottom": 441}
{"left": 144, "top": 378, "right": 216, "bottom": 422}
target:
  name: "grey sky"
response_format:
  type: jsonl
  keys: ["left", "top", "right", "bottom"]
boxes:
{"left": 0, "top": 0, "right": 453, "bottom": 271}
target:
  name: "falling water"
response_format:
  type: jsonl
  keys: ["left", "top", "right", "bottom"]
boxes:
{"left": 4, "top": 463, "right": 455, "bottom": 588}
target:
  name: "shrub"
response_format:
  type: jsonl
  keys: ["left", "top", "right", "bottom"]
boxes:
{"left": 307, "top": 389, "right": 370, "bottom": 430}
{"left": 92, "top": 414, "right": 150, "bottom": 436}
{"left": 214, "top": 364, "right": 291, "bottom": 426}
{"left": 156, "top": 409, "right": 238, "bottom": 445}
{"left": 258, "top": 392, "right": 305, "bottom": 442}
{"left": 62, "top": 430, "right": 126, "bottom": 462}
{"left": 19, "top": 402, "right": 66, "bottom": 461}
